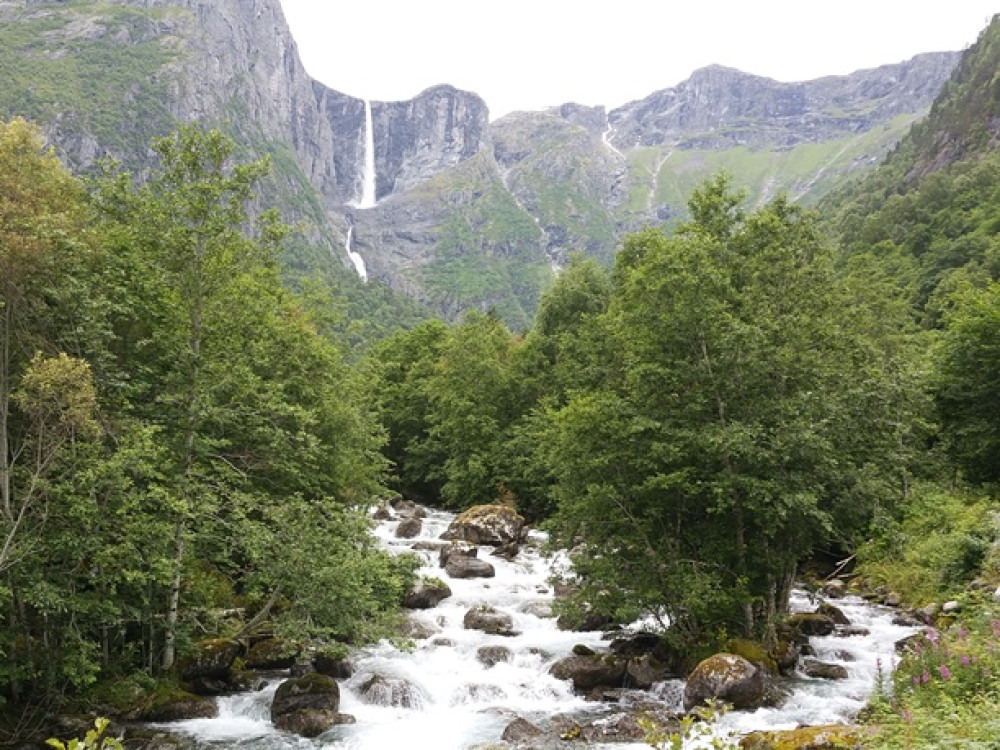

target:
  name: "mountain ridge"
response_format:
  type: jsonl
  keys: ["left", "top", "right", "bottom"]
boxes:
{"left": 0, "top": 0, "right": 969, "bottom": 328}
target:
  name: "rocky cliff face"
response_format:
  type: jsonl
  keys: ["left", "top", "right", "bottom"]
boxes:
{"left": 374, "top": 86, "right": 491, "bottom": 199}
{"left": 607, "top": 53, "right": 960, "bottom": 150}
{"left": 0, "top": 0, "right": 968, "bottom": 327}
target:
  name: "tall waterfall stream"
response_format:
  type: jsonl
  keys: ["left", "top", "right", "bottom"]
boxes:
{"left": 156, "top": 506, "right": 915, "bottom": 749}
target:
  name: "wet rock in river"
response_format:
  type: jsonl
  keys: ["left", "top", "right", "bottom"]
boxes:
{"left": 683, "top": 653, "right": 764, "bottom": 712}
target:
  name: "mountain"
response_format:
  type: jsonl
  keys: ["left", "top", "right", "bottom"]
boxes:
{"left": 820, "top": 14, "right": 1000, "bottom": 317}
{"left": 0, "top": 0, "right": 965, "bottom": 328}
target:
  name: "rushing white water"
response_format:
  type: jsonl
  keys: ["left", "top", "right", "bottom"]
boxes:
{"left": 357, "top": 100, "right": 377, "bottom": 209}
{"left": 157, "top": 508, "right": 915, "bottom": 750}
{"left": 344, "top": 225, "right": 368, "bottom": 281}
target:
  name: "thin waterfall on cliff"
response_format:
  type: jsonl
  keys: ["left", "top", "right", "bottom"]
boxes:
{"left": 358, "top": 99, "right": 377, "bottom": 208}
{"left": 345, "top": 225, "right": 368, "bottom": 281}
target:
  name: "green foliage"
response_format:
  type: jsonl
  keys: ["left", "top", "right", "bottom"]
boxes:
{"left": 0, "top": 3, "right": 178, "bottom": 154}
{"left": 867, "top": 615, "right": 1000, "bottom": 749}
{"left": 856, "top": 486, "right": 997, "bottom": 604}
{"left": 934, "top": 281, "right": 1000, "bottom": 482}
{"left": 47, "top": 717, "right": 121, "bottom": 750}
{"left": 545, "top": 174, "right": 915, "bottom": 643}
{"left": 641, "top": 701, "right": 738, "bottom": 750}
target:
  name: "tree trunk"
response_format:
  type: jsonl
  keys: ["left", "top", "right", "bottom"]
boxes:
{"left": 161, "top": 519, "right": 185, "bottom": 671}
{"left": 1, "top": 290, "right": 13, "bottom": 524}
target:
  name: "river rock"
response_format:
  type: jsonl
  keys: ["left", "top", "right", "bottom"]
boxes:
{"left": 358, "top": 673, "right": 426, "bottom": 709}
{"left": 395, "top": 516, "right": 423, "bottom": 538}
{"left": 942, "top": 600, "right": 961, "bottom": 614}
{"left": 801, "top": 658, "right": 849, "bottom": 680}
{"left": 682, "top": 653, "right": 764, "bottom": 712}
{"left": 626, "top": 653, "right": 672, "bottom": 689}
{"left": 372, "top": 505, "right": 393, "bottom": 520}
{"left": 271, "top": 674, "right": 352, "bottom": 737}
{"left": 816, "top": 602, "right": 851, "bottom": 626}
{"left": 445, "top": 554, "right": 496, "bottom": 579}
{"left": 134, "top": 690, "right": 219, "bottom": 721}
{"left": 502, "top": 717, "right": 543, "bottom": 742}
{"left": 477, "top": 645, "right": 513, "bottom": 668}
{"left": 178, "top": 638, "right": 243, "bottom": 682}
{"left": 402, "top": 615, "right": 441, "bottom": 639}
{"left": 464, "top": 605, "right": 518, "bottom": 636}
{"left": 441, "top": 504, "right": 526, "bottom": 546}
{"left": 740, "top": 724, "right": 863, "bottom": 749}
{"left": 244, "top": 638, "right": 300, "bottom": 670}
{"left": 821, "top": 579, "right": 847, "bottom": 599}
{"left": 313, "top": 653, "right": 354, "bottom": 679}
{"left": 835, "top": 626, "right": 871, "bottom": 637}
{"left": 785, "top": 613, "right": 836, "bottom": 636}
{"left": 439, "top": 541, "right": 478, "bottom": 566}
{"left": 549, "top": 654, "right": 627, "bottom": 692}
{"left": 609, "top": 631, "right": 663, "bottom": 657}
{"left": 403, "top": 577, "right": 452, "bottom": 608}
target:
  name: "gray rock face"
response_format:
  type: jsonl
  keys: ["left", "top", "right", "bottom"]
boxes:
{"left": 375, "top": 85, "right": 490, "bottom": 198}
{"left": 607, "top": 54, "right": 960, "bottom": 150}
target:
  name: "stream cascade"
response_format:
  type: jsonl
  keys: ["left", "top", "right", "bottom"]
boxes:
{"left": 157, "top": 505, "right": 916, "bottom": 749}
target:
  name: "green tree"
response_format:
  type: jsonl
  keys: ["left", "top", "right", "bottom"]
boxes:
{"left": 934, "top": 281, "right": 1000, "bottom": 483}
{"left": 547, "top": 176, "right": 912, "bottom": 645}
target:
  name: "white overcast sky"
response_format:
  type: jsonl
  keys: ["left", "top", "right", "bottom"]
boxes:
{"left": 276, "top": 2, "right": 998, "bottom": 120}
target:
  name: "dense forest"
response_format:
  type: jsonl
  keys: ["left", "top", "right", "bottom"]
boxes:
{"left": 1, "top": 14, "right": 999, "bottom": 749}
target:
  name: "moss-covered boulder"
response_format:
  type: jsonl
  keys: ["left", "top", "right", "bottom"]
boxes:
{"left": 816, "top": 602, "right": 851, "bottom": 626}
{"left": 244, "top": 638, "right": 301, "bottom": 670}
{"left": 739, "top": 724, "right": 863, "bottom": 749}
{"left": 785, "top": 613, "right": 836, "bottom": 637}
{"left": 271, "top": 674, "right": 353, "bottom": 737}
{"left": 725, "top": 638, "right": 778, "bottom": 675}
{"left": 683, "top": 653, "right": 764, "bottom": 712}
{"left": 134, "top": 688, "right": 219, "bottom": 721}
{"left": 179, "top": 638, "right": 243, "bottom": 682}
{"left": 441, "top": 504, "right": 525, "bottom": 546}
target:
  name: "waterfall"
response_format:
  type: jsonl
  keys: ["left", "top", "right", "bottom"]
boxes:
{"left": 345, "top": 225, "right": 368, "bottom": 281}
{"left": 358, "top": 99, "right": 377, "bottom": 209}
{"left": 151, "top": 507, "right": 916, "bottom": 750}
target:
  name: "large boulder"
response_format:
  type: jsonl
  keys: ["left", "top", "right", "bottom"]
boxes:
{"left": 403, "top": 577, "right": 452, "bottom": 609}
{"left": 626, "top": 654, "right": 672, "bottom": 689}
{"left": 270, "top": 674, "right": 353, "bottom": 737}
{"left": 463, "top": 605, "right": 518, "bottom": 636}
{"left": 801, "top": 659, "right": 849, "bottom": 680}
{"left": 441, "top": 504, "right": 525, "bottom": 546}
{"left": 395, "top": 516, "right": 423, "bottom": 538}
{"left": 179, "top": 638, "right": 243, "bottom": 682}
{"left": 740, "top": 725, "right": 863, "bottom": 749}
{"left": 445, "top": 555, "right": 496, "bottom": 579}
{"left": 683, "top": 653, "right": 764, "bottom": 712}
{"left": 244, "top": 639, "right": 301, "bottom": 670}
{"left": 549, "top": 654, "right": 628, "bottom": 692}
{"left": 785, "top": 613, "right": 836, "bottom": 637}
{"left": 134, "top": 690, "right": 218, "bottom": 722}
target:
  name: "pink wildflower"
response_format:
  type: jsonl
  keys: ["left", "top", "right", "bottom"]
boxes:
{"left": 961, "top": 656, "right": 970, "bottom": 666}
{"left": 901, "top": 708, "right": 913, "bottom": 723}
{"left": 922, "top": 670, "right": 930, "bottom": 684}
{"left": 939, "top": 664, "right": 951, "bottom": 680}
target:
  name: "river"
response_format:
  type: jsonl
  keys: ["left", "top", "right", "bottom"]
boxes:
{"left": 156, "top": 506, "right": 915, "bottom": 749}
